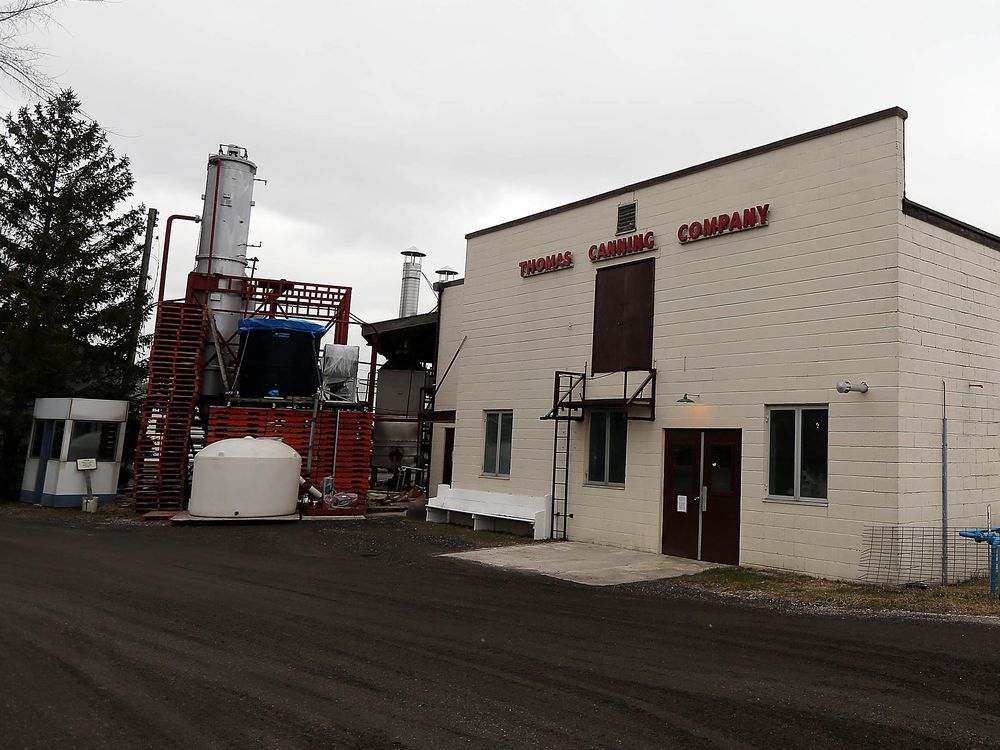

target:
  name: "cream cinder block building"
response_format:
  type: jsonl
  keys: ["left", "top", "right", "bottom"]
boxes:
{"left": 427, "top": 107, "right": 1000, "bottom": 581}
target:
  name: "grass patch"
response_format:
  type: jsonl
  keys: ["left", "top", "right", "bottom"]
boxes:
{"left": 403, "top": 519, "right": 533, "bottom": 548}
{"left": 674, "top": 566, "right": 1000, "bottom": 617}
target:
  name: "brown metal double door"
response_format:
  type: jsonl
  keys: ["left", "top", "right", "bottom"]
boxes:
{"left": 662, "top": 429, "right": 741, "bottom": 565}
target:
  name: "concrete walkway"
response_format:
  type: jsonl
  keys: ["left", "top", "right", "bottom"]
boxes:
{"left": 443, "top": 541, "right": 718, "bottom": 586}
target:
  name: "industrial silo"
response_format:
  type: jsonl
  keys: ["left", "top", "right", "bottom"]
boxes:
{"left": 193, "top": 144, "right": 258, "bottom": 397}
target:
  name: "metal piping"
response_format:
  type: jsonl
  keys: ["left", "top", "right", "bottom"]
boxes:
{"left": 697, "top": 431, "right": 706, "bottom": 561}
{"left": 331, "top": 411, "right": 341, "bottom": 491}
{"left": 206, "top": 158, "right": 223, "bottom": 276}
{"left": 432, "top": 335, "right": 468, "bottom": 396}
{"left": 942, "top": 380, "right": 949, "bottom": 584}
{"left": 298, "top": 476, "right": 322, "bottom": 500}
{"left": 157, "top": 214, "right": 200, "bottom": 303}
{"left": 367, "top": 341, "right": 378, "bottom": 411}
{"left": 305, "top": 390, "right": 320, "bottom": 478}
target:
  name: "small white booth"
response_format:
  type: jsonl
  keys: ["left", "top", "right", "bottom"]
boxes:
{"left": 20, "top": 398, "right": 129, "bottom": 507}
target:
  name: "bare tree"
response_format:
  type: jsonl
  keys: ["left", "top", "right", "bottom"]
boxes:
{"left": 0, "top": 1, "right": 99, "bottom": 97}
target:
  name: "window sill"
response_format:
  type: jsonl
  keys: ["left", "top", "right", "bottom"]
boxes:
{"left": 764, "top": 496, "right": 828, "bottom": 507}
{"left": 479, "top": 473, "right": 510, "bottom": 480}
{"left": 583, "top": 482, "right": 626, "bottom": 491}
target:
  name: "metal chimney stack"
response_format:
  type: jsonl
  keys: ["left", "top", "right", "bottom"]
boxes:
{"left": 399, "top": 247, "right": 426, "bottom": 317}
{"left": 435, "top": 265, "right": 458, "bottom": 284}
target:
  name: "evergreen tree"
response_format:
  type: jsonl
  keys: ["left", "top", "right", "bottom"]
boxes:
{"left": 0, "top": 89, "right": 147, "bottom": 496}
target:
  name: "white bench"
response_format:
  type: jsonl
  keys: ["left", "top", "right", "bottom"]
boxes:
{"left": 426, "top": 484, "right": 552, "bottom": 540}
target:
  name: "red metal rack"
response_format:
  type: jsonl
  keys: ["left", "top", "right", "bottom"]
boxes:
{"left": 206, "top": 406, "right": 373, "bottom": 503}
{"left": 134, "top": 302, "right": 207, "bottom": 513}
{"left": 185, "top": 273, "right": 352, "bottom": 365}
{"left": 134, "top": 271, "right": 358, "bottom": 514}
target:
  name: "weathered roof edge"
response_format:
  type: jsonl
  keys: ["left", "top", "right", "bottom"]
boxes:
{"left": 902, "top": 199, "right": 1000, "bottom": 253}
{"left": 465, "top": 106, "right": 908, "bottom": 240}
{"left": 360, "top": 311, "right": 437, "bottom": 342}
{"left": 433, "top": 277, "right": 465, "bottom": 292}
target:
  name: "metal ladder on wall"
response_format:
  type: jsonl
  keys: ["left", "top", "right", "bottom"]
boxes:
{"left": 542, "top": 370, "right": 585, "bottom": 540}
{"left": 416, "top": 385, "right": 435, "bottom": 488}
{"left": 551, "top": 417, "right": 571, "bottom": 539}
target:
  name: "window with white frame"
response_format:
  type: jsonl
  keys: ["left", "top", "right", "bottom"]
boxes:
{"left": 482, "top": 410, "right": 513, "bottom": 477}
{"left": 67, "top": 421, "right": 120, "bottom": 462}
{"left": 587, "top": 409, "right": 627, "bottom": 485}
{"left": 767, "top": 406, "right": 828, "bottom": 501}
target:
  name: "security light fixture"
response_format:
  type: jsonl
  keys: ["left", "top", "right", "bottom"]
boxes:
{"left": 676, "top": 393, "right": 700, "bottom": 404}
{"left": 836, "top": 381, "right": 869, "bottom": 394}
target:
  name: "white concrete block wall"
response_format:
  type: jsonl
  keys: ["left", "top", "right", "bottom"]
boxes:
{"left": 428, "top": 422, "right": 448, "bottom": 500}
{"left": 427, "top": 282, "right": 467, "bottom": 499}
{"left": 897, "top": 216, "right": 1000, "bottom": 530}
{"left": 444, "top": 113, "right": 907, "bottom": 579}
{"left": 433, "top": 282, "right": 467, "bottom": 415}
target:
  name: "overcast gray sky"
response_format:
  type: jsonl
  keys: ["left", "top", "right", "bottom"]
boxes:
{"left": 2, "top": 0, "right": 998, "bottom": 336}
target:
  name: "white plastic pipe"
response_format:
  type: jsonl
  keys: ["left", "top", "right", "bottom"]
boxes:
{"left": 299, "top": 476, "right": 322, "bottom": 499}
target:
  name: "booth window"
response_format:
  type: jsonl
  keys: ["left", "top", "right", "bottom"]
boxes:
{"left": 616, "top": 202, "right": 637, "bottom": 234}
{"left": 587, "top": 410, "right": 627, "bottom": 485}
{"left": 51, "top": 420, "right": 65, "bottom": 459}
{"left": 28, "top": 420, "right": 65, "bottom": 459}
{"left": 28, "top": 420, "right": 45, "bottom": 458}
{"left": 67, "top": 421, "right": 119, "bottom": 462}
{"left": 768, "top": 406, "right": 828, "bottom": 501}
{"left": 592, "top": 258, "right": 654, "bottom": 373}
{"left": 482, "top": 410, "right": 513, "bottom": 477}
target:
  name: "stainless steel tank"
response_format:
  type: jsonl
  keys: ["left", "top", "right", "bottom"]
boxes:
{"left": 195, "top": 145, "right": 257, "bottom": 397}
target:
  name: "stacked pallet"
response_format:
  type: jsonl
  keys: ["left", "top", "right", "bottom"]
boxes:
{"left": 207, "top": 406, "right": 374, "bottom": 502}
{"left": 134, "top": 303, "right": 206, "bottom": 513}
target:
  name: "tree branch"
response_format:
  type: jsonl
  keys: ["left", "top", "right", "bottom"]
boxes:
{"left": 0, "top": 1, "right": 102, "bottom": 96}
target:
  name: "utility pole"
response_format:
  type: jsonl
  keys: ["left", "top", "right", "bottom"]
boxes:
{"left": 127, "top": 208, "right": 159, "bottom": 371}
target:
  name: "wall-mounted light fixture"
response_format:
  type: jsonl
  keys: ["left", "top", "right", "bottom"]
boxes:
{"left": 836, "top": 381, "right": 869, "bottom": 394}
{"left": 677, "top": 393, "right": 701, "bottom": 404}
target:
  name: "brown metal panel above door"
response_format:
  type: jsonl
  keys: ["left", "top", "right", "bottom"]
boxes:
{"left": 592, "top": 258, "right": 654, "bottom": 373}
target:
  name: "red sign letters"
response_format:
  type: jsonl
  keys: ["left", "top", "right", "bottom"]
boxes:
{"left": 677, "top": 204, "right": 769, "bottom": 243}
{"left": 589, "top": 231, "right": 656, "bottom": 262}
{"left": 519, "top": 232, "right": 659, "bottom": 277}
{"left": 520, "top": 251, "right": 574, "bottom": 277}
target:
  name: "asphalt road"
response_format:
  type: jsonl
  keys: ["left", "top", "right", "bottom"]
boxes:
{"left": 1, "top": 507, "right": 998, "bottom": 750}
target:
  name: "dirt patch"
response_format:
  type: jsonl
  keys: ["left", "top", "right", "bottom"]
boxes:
{"left": 402, "top": 518, "right": 535, "bottom": 548}
{"left": 0, "top": 500, "right": 142, "bottom": 527}
{"left": 672, "top": 566, "right": 1000, "bottom": 617}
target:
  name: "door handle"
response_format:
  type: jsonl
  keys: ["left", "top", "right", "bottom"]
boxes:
{"left": 700, "top": 486, "right": 708, "bottom": 512}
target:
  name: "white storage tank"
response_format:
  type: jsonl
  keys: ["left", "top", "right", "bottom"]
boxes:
{"left": 189, "top": 437, "right": 300, "bottom": 518}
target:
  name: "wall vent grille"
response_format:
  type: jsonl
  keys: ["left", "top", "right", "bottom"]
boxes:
{"left": 616, "top": 202, "right": 637, "bottom": 234}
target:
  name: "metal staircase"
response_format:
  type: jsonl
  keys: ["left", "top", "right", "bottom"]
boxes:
{"left": 134, "top": 302, "right": 206, "bottom": 513}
